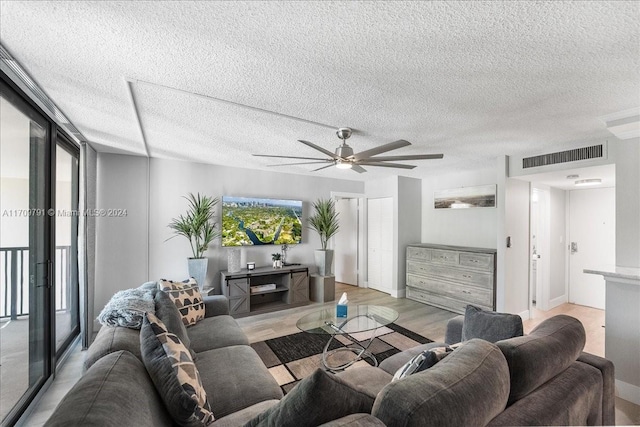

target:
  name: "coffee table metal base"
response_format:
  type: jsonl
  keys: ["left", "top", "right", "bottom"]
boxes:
{"left": 322, "top": 316, "right": 379, "bottom": 372}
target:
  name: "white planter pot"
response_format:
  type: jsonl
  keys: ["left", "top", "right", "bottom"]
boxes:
{"left": 273, "top": 260, "right": 282, "bottom": 268}
{"left": 314, "top": 249, "right": 334, "bottom": 276}
{"left": 188, "top": 258, "right": 208, "bottom": 291}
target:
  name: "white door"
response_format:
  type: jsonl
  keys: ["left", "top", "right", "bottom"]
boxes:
{"left": 334, "top": 198, "right": 358, "bottom": 286}
{"left": 367, "top": 197, "right": 393, "bottom": 293}
{"left": 568, "top": 187, "right": 615, "bottom": 309}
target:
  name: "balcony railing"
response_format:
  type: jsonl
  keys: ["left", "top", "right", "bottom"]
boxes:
{"left": 0, "top": 246, "right": 71, "bottom": 319}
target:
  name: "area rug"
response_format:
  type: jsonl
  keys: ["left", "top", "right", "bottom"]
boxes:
{"left": 250, "top": 323, "right": 433, "bottom": 394}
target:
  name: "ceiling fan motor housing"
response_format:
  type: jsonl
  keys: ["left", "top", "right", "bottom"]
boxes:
{"left": 335, "top": 144, "right": 354, "bottom": 158}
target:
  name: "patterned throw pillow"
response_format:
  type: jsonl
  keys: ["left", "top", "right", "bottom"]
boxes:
{"left": 140, "top": 312, "right": 214, "bottom": 426}
{"left": 159, "top": 278, "right": 205, "bottom": 327}
{"left": 392, "top": 346, "right": 453, "bottom": 381}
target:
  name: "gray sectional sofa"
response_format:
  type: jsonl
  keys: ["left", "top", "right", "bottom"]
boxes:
{"left": 45, "top": 289, "right": 615, "bottom": 426}
{"left": 46, "top": 288, "right": 285, "bottom": 426}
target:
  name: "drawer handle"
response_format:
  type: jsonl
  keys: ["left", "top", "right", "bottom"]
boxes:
{"left": 462, "top": 290, "right": 472, "bottom": 294}
{"left": 471, "top": 259, "right": 479, "bottom": 263}
{"left": 462, "top": 274, "right": 472, "bottom": 278}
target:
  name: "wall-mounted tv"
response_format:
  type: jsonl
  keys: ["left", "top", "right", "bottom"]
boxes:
{"left": 221, "top": 196, "right": 303, "bottom": 246}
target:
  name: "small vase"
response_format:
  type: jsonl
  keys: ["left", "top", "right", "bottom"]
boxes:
{"left": 228, "top": 248, "right": 241, "bottom": 273}
{"left": 273, "top": 260, "right": 282, "bottom": 268}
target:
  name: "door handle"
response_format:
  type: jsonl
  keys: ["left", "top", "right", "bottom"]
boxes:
{"left": 35, "top": 260, "right": 52, "bottom": 288}
{"left": 570, "top": 242, "right": 578, "bottom": 254}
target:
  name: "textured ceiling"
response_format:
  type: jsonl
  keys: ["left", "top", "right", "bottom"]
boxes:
{"left": 1, "top": 1, "right": 638, "bottom": 181}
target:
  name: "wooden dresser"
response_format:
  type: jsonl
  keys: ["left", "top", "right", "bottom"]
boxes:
{"left": 406, "top": 244, "right": 497, "bottom": 314}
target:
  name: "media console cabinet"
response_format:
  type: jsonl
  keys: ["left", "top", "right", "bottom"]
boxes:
{"left": 406, "top": 244, "right": 497, "bottom": 314}
{"left": 220, "top": 265, "right": 309, "bottom": 317}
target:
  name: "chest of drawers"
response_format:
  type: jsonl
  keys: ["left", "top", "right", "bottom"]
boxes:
{"left": 406, "top": 244, "right": 496, "bottom": 314}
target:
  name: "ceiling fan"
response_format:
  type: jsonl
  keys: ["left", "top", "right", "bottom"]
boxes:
{"left": 253, "top": 128, "right": 444, "bottom": 173}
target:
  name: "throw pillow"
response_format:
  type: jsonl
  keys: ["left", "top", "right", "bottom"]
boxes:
{"left": 158, "top": 278, "right": 205, "bottom": 327}
{"left": 392, "top": 346, "right": 453, "bottom": 381}
{"left": 155, "top": 290, "right": 197, "bottom": 360}
{"left": 461, "top": 305, "right": 523, "bottom": 342}
{"left": 244, "top": 368, "right": 375, "bottom": 427}
{"left": 140, "top": 312, "right": 214, "bottom": 426}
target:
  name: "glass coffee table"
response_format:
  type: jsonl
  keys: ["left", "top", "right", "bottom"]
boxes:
{"left": 296, "top": 305, "right": 399, "bottom": 371}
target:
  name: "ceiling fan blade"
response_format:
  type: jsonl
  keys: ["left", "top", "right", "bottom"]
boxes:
{"left": 311, "top": 163, "right": 335, "bottom": 172}
{"left": 267, "top": 161, "right": 332, "bottom": 167}
{"left": 351, "top": 164, "right": 367, "bottom": 173}
{"left": 352, "top": 139, "right": 411, "bottom": 161}
{"left": 357, "top": 161, "right": 416, "bottom": 169}
{"left": 367, "top": 154, "right": 444, "bottom": 161}
{"left": 253, "top": 154, "right": 329, "bottom": 161}
{"left": 298, "top": 140, "right": 338, "bottom": 159}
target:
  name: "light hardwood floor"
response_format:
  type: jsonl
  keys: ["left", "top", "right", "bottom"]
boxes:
{"left": 18, "top": 283, "right": 640, "bottom": 426}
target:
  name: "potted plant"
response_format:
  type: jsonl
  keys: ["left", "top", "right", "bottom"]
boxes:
{"left": 308, "top": 198, "right": 340, "bottom": 276}
{"left": 271, "top": 253, "right": 282, "bottom": 268}
{"left": 167, "top": 193, "right": 220, "bottom": 290}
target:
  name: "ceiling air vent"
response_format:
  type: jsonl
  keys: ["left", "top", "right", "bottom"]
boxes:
{"left": 523, "top": 144, "right": 604, "bottom": 169}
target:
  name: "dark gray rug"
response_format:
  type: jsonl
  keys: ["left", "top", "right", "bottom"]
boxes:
{"left": 251, "top": 323, "right": 433, "bottom": 393}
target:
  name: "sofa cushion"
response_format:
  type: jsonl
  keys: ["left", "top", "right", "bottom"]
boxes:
{"left": 210, "top": 401, "right": 279, "bottom": 427}
{"left": 187, "top": 315, "right": 249, "bottom": 352}
{"left": 392, "top": 346, "right": 452, "bottom": 381}
{"left": 155, "top": 290, "right": 192, "bottom": 350}
{"left": 245, "top": 369, "right": 375, "bottom": 427}
{"left": 196, "top": 345, "right": 283, "bottom": 418}
{"left": 372, "top": 339, "right": 510, "bottom": 427}
{"left": 496, "top": 314, "right": 586, "bottom": 404}
{"left": 461, "top": 305, "right": 523, "bottom": 342}
{"left": 335, "top": 367, "right": 394, "bottom": 399}
{"left": 84, "top": 325, "right": 142, "bottom": 370}
{"left": 159, "top": 278, "right": 205, "bottom": 326}
{"left": 487, "top": 361, "right": 603, "bottom": 426}
{"left": 140, "top": 312, "right": 215, "bottom": 426}
{"left": 45, "top": 351, "right": 173, "bottom": 427}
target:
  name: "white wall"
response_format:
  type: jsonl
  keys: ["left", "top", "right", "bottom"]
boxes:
{"left": 503, "top": 177, "right": 531, "bottom": 316}
{"left": 612, "top": 139, "right": 640, "bottom": 268}
{"left": 421, "top": 168, "right": 497, "bottom": 248}
{"left": 549, "top": 187, "right": 567, "bottom": 303}
{"left": 0, "top": 178, "right": 29, "bottom": 247}
{"left": 93, "top": 154, "right": 364, "bottom": 314}
{"left": 397, "top": 176, "right": 422, "bottom": 297}
{"left": 94, "top": 154, "right": 149, "bottom": 318}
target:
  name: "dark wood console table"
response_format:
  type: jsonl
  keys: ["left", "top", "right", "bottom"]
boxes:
{"left": 220, "top": 265, "right": 309, "bottom": 317}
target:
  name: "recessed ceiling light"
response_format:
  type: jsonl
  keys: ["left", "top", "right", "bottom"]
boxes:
{"left": 575, "top": 179, "right": 602, "bottom": 187}
{"left": 566, "top": 174, "right": 579, "bottom": 179}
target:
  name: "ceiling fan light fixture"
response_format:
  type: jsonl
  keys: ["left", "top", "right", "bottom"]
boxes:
{"left": 335, "top": 160, "right": 352, "bottom": 169}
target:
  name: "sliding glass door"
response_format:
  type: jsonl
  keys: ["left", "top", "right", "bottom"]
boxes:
{"left": 1, "top": 77, "right": 80, "bottom": 425}
{"left": 54, "top": 138, "right": 79, "bottom": 356}
{"left": 0, "top": 80, "right": 52, "bottom": 425}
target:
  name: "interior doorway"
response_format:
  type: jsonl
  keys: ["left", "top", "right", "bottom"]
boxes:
{"left": 530, "top": 186, "right": 551, "bottom": 313}
{"left": 334, "top": 197, "right": 358, "bottom": 286}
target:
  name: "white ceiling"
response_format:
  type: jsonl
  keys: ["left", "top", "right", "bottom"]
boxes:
{"left": 0, "top": 1, "right": 638, "bottom": 182}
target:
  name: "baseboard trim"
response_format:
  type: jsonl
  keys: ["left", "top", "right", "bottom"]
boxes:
{"left": 390, "top": 288, "right": 406, "bottom": 299}
{"left": 616, "top": 379, "right": 640, "bottom": 405}
{"left": 548, "top": 295, "right": 567, "bottom": 310}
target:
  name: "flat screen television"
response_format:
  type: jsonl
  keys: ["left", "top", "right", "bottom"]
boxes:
{"left": 221, "top": 196, "right": 303, "bottom": 246}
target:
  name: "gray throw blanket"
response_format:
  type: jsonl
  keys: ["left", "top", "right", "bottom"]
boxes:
{"left": 97, "top": 284, "right": 156, "bottom": 329}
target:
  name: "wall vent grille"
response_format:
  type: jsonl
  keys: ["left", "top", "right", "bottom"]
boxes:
{"left": 522, "top": 144, "right": 604, "bottom": 169}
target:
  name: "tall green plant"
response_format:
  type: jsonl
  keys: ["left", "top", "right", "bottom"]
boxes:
{"left": 308, "top": 198, "right": 340, "bottom": 250}
{"left": 167, "top": 193, "right": 220, "bottom": 258}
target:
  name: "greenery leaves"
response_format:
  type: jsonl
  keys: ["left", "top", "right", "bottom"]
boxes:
{"left": 307, "top": 198, "right": 340, "bottom": 250}
{"left": 167, "top": 193, "right": 220, "bottom": 258}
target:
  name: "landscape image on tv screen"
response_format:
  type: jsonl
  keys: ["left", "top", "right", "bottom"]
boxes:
{"left": 221, "top": 196, "right": 303, "bottom": 246}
